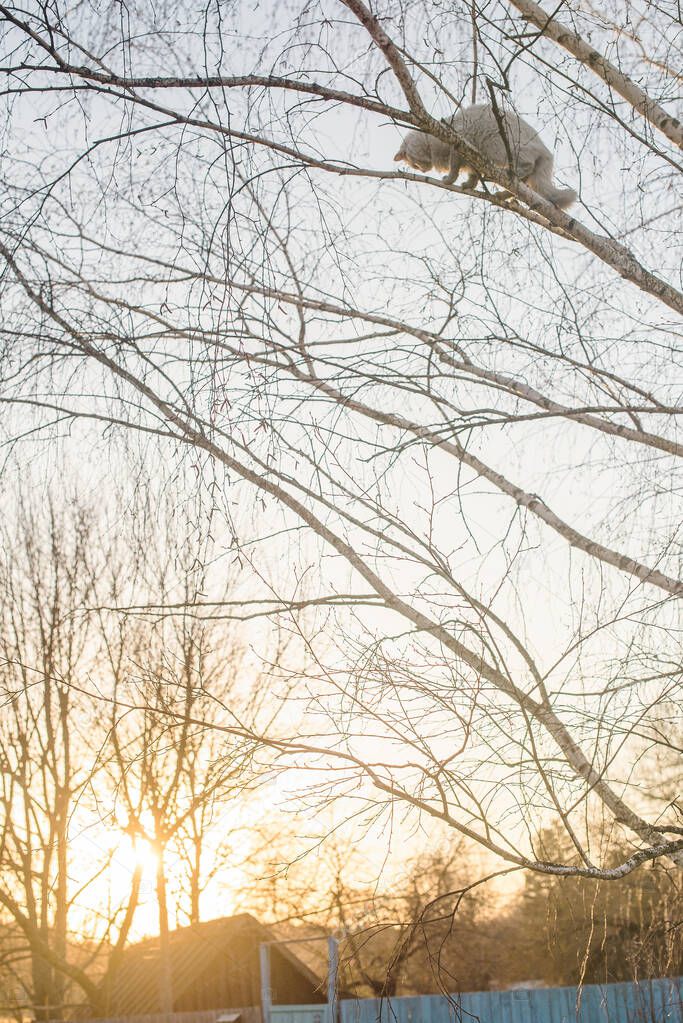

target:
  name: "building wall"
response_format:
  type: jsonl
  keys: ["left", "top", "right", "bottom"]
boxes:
{"left": 169, "top": 943, "right": 324, "bottom": 1012}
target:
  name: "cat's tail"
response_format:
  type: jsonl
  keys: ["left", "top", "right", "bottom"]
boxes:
{"left": 529, "top": 154, "right": 577, "bottom": 209}
{"left": 540, "top": 184, "right": 578, "bottom": 209}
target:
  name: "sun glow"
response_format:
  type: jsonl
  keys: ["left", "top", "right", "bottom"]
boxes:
{"left": 130, "top": 837, "right": 159, "bottom": 875}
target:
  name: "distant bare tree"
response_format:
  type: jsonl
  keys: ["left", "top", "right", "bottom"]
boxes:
{"left": 0, "top": 504, "right": 141, "bottom": 1020}
{"left": 329, "top": 842, "right": 498, "bottom": 997}
{"left": 0, "top": 489, "right": 270, "bottom": 1018}
{"left": 260, "top": 837, "right": 504, "bottom": 997}
{"left": 502, "top": 821, "right": 683, "bottom": 986}
{"left": 95, "top": 489, "right": 268, "bottom": 1013}
{"left": 104, "top": 629, "right": 258, "bottom": 1012}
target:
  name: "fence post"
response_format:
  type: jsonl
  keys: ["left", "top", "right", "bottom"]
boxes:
{"left": 327, "top": 937, "right": 339, "bottom": 1023}
{"left": 260, "top": 943, "right": 271, "bottom": 1023}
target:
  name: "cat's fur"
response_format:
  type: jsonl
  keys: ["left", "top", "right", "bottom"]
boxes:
{"left": 394, "top": 103, "right": 577, "bottom": 209}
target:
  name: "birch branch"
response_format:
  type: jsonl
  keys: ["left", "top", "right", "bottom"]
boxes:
{"left": 507, "top": 0, "right": 683, "bottom": 151}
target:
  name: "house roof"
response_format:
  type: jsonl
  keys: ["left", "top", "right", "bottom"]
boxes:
{"left": 111, "top": 912, "right": 323, "bottom": 1016}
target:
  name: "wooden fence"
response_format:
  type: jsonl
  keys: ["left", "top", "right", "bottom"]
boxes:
{"left": 341, "top": 977, "right": 683, "bottom": 1023}
{"left": 75, "top": 975, "right": 683, "bottom": 1023}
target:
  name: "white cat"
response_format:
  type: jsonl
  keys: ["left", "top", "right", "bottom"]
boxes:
{"left": 394, "top": 103, "right": 577, "bottom": 209}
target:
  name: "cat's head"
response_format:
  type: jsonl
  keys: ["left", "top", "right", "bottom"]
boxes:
{"left": 394, "top": 131, "right": 433, "bottom": 173}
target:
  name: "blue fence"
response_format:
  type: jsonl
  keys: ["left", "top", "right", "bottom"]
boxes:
{"left": 339, "top": 978, "right": 683, "bottom": 1023}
